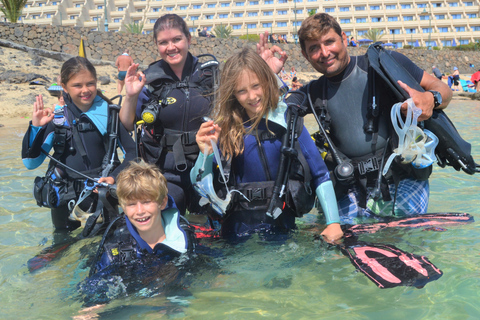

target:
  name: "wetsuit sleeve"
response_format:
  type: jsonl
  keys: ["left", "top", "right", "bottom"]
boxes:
{"left": 390, "top": 51, "right": 424, "bottom": 83}
{"left": 110, "top": 122, "right": 137, "bottom": 179}
{"left": 21, "top": 122, "right": 54, "bottom": 170}
{"left": 135, "top": 87, "right": 151, "bottom": 119}
{"left": 297, "top": 126, "right": 340, "bottom": 224}
{"left": 189, "top": 151, "right": 215, "bottom": 185}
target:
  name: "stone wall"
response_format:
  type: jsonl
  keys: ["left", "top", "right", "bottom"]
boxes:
{"left": 1, "top": 22, "right": 480, "bottom": 74}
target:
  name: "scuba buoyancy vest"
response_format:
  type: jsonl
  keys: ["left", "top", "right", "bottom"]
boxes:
{"left": 366, "top": 42, "right": 479, "bottom": 175}
{"left": 90, "top": 214, "right": 196, "bottom": 275}
{"left": 222, "top": 114, "right": 315, "bottom": 218}
{"left": 138, "top": 54, "right": 219, "bottom": 172}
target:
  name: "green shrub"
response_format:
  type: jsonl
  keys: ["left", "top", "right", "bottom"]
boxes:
{"left": 239, "top": 34, "right": 260, "bottom": 42}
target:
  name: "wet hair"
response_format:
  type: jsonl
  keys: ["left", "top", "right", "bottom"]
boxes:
{"left": 60, "top": 56, "right": 97, "bottom": 85}
{"left": 292, "top": 76, "right": 298, "bottom": 82}
{"left": 298, "top": 13, "right": 343, "bottom": 53}
{"left": 153, "top": 14, "right": 191, "bottom": 43}
{"left": 213, "top": 47, "right": 279, "bottom": 160}
{"left": 116, "top": 160, "right": 168, "bottom": 208}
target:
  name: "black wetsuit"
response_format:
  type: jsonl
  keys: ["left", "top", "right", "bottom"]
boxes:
{"left": 135, "top": 53, "right": 214, "bottom": 215}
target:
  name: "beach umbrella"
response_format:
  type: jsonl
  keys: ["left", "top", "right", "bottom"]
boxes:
{"left": 79, "top": 38, "right": 86, "bottom": 58}
{"left": 383, "top": 42, "right": 395, "bottom": 47}
{"left": 433, "top": 41, "right": 437, "bottom": 47}
{"left": 471, "top": 71, "right": 480, "bottom": 84}
{"left": 452, "top": 39, "right": 457, "bottom": 47}
{"left": 358, "top": 39, "right": 373, "bottom": 44}
{"left": 414, "top": 40, "right": 420, "bottom": 47}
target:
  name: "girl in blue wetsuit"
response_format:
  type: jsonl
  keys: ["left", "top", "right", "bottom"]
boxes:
{"left": 190, "top": 48, "right": 343, "bottom": 242}
{"left": 22, "top": 57, "right": 136, "bottom": 231}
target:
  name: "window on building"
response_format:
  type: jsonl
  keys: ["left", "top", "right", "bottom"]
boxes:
{"left": 263, "top": 11, "right": 273, "bottom": 16}
{"left": 420, "top": 15, "right": 429, "bottom": 20}
{"left": 277, "top": 22, "right": 287, "bottom": 27}
{"left": 233, "top": 24, "right": 242, "bottom": 29}
{"left": 386, "top": 5, "right": 396, "bottom": 9}
{"left": 206, "top": 15, "right": 214, "bottom": 19}
{"left": 473, "top": 26, "right": 480, "bottom": 31}
{"left": 93, "top": 17, "right": 98, "bottom": 21}
{"left": 433, "top": 3, "right": 442, "bottom": 7}
{"left": 247, "top": 23, "right": 256, "bottom": 29}
{"left": 46, "top": 13, "right": 51, "bottom": 18}
{"left": 70, "top": 15, "right": 77, "bottom": 20}
{"left": 372, "top": 17, "right": 382, "bottom": 22}
{"left": 114, "top": 18, "right": 120, "bottom": 23}
{"left": 180, "top": 6, "right": 188, "bottom": 10}
{"left": 448, "top": 2, "right": 458, "bottom": 6}
{"left": 265, "top": 0, "right": 273, "bottom": 3}
{"left": 221, "top": 3, "right": 230, "bottom": 7}
{"left": 32, "top": 14, "right": 40, "bottom": 19}
{"left": 118, "top": 7, "right": 125, "bottom": 11}
{"left": 234, "top": 13, "right": 243, "bottom": 17}
{"left": 152, "top": 8, "right": 159, "bottom": 12}
{"left": 340, "top": 19, "right": 350, "bottom": 24}
{"left": 468, "top": 14, "right": 477, "bottom": 18}
{"left": 75, "top": 4, "right": 81, "bottom": 7}
{"left": 193, "top": 5, "right": 201, "bottom": 9}
{"left": 370, "top": 5, "right": 380, "bottom": 10}
{"left": 451, "top": 14, "right": 461, "bottom": 19}
{"left": 295, "top": 9, "right": 302, "bottom": 14}
{"left": 339, "top": 7, "right": 350, "bottom": 12}
{"left": 422, "top": 28, "right": 432, "bottom": 33}
{"left": 344, "top": 31, "right": 351, "bottom": 36}
{"left": 166, "top": 7, "right": 173, "bottom": 11}
{"left": 248, "top": 12, "right": 258, "bottom": 17}
{"left": 207, "top": 4, "right": 215, "bottom": 8}
{"left": 263, "top": 22, "right": 272, "bottom": 28}
{"left": 435, "top": 15, "right": 445, "bottom": 19}
{"left": 325, "top": 8, "right": 334, "bottom": 12}
{"left": 52, "top": 2, "right": 57, "bottom": 5}
{"left": 455, "top": 27, "right": 466, "bottom": 32}
{"left": 356, "top": 18, "right": 367, "bottom": 23}
{"left": 417, "top": 3, "right": 426, "bottom": 8}
{"left": 355, "top": 6, "right": 365, "bottom": 11}
{"left": 307, "top": 0, "right": 316, "bottom": 2}
{"left": 278, "top": 10, "right": 287, "bottom": 15}
{"left": 406, "top": 29, "right": 416, "bottom": 34}
{"left": 293, "top": 21, "right": 301, "bottom": 26}
{"left": 460, "top": 40, "right": 469, "bottom": 45}
{"left": 134, "top": 20, "right": 140, "bottom": 24}
{"left": 388, "top": 17, "right": 398, "bottom": 22}
{"left": 149, "top": 19, "right": 156, "bottom": 23}
{"left": 249, "top": 1, "right": 259, "bottom": 5}
{"left": 439, "top": 27, "right": 448, "bottom": 32}
{"left": 97, "top": 5, "right": 103, "bottom": 9}
{"left": 235, "top": 2, "right": 244, "bottom": 6}
{"left": 464, "top": 2, "right": 473, "bottom": 6}
{"left": 219, "top": 14, "right": 228, "bottom": 18}
{"left": 357, "top": 30, "right": 367, "bottom": 36}
{"left": 390, "top": 29, "right": 400, "bottom": 34}
{"left": 191, "top": 16, "right": 199, "bottom": 20}
{"left": 401, "top": 4, "right": 411, "bottom": 9}
{"left": 404, "top": 16, "right": 413, "bottom": 21}
{"left": 278, "top": 0, "right": 288, "bottom": 3}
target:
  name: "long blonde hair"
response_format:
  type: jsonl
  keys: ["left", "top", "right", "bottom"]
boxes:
{"left": 213, "top": 47, "right": 279, "bottom": 160}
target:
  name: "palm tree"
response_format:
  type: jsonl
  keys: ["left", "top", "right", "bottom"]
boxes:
{"left": 308, "top": 9, "right": 316, "bottom": 16}
{"left": 124, "top": 22, "right": 144, "bottom": 34}
{"left": 0, "top": 0, "right": 29, "bottom": 22}
{"left": 363, "top": 29, "right": 384, "bottom": 43}
{"left": 213, "top": 24, "right": 233, "bottom": 39}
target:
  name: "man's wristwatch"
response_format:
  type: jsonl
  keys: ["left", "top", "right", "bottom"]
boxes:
{"left": 427, "top": 90, "right": 442, "bottom": 109}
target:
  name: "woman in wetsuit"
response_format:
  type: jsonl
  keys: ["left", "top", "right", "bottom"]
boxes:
{"left": 190, "top": 48, "right": 343, "bottom": 242}
{"left": 119, "top": 14, "right": 216, "bottom": 216}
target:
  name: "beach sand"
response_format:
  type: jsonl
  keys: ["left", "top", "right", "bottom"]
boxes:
{"left": 0, "top": 46, "right": 468, "bottom": 129}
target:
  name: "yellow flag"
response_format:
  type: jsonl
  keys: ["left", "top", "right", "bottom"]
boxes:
{"left": 79, "top": 38, "right": 86, "bottom": 58}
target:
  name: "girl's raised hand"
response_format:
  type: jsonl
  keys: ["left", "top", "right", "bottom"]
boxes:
{"left": 196, "top": 121, "right": 221, "bottom": 155}
{"left": 32, "top": 94, "right": 54, "bottom": 127}
{"left": 125, "top": 63, "right": 146, "bottom": 97}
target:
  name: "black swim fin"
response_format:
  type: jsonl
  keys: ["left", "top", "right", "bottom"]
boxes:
{"left": 367, "top": 42, "right": 479, "bottom": 175}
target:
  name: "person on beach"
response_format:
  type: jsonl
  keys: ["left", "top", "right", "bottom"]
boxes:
{"left": 22, "top": 57, "right": 136, "bottom": 231}
{"left": 260, "top": 13, "right": 452, "bottom": 224}
{"left": 115, "top": 49, "right": 134, "bottom": 94}
{"left": 190, "top": 48, "right": 343, "bottom": 242}
{"left": 119, "top": 14, "right": 218, "bottom": 216}
{"left": 432, "top": 65, "right": 443, "bottom": 80}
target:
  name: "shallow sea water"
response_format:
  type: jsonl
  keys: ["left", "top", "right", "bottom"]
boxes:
{"left": 0, "top": 100, "right": 479, "bottom": 320}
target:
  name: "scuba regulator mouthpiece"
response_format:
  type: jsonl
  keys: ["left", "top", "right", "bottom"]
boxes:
{"left": 334, "top": 162, "right": 355, "bottom": 184}
{"left": 141, "top": 99, "right": 163, "bottom": 124}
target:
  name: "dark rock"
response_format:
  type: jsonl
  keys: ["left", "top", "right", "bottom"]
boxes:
{"left": 98, "top": 75, "right": 110, "bottom": 85}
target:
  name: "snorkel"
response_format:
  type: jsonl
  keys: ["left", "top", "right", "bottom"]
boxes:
{"left": 382, "top": 99, "right": 439, "bottom": 176}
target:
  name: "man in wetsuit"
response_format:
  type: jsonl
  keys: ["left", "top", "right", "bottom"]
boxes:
{"left": 290, "top": 13, "right": 452, "bottom": 223}
{"left": 115, "top": 49, "right": 134, "bottom": 94}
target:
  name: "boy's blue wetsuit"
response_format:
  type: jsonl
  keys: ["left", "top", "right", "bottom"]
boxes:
{"left": 22, "top": 94, "right": 136, "bottom": 230}
{"left": 135, "top": 53, "right": 215, "bottom": 216}
{"left": 190, "top": 101, "right": 339, "bottom": 238}
{"left": 95, "top": 195, "right": 195, "bottom": 272}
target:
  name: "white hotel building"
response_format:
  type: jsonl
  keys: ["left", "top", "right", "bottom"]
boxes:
{"left": 2, "top": 0, "right": 480, "bottom": 48}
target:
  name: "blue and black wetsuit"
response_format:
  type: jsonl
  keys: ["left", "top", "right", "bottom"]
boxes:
{"left": 95, "top": 196, "right": 195, "bottom": 272}
{"left": 136, "top": 53, "right": 214, "bottom": 216}
{"left": 22, "top": 94, "right": 136, "bottom": 230}
{"left": 191, "top": 101, "right": 339, "bottom": 238}
{"left": 294, "top": 52, "right": 430, "bottom": 222}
